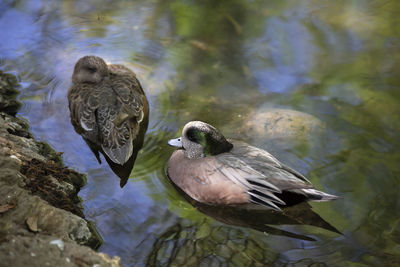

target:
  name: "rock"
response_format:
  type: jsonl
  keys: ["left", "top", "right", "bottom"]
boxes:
{"left": 0, "top": 70, "right": 120, "bottom": 266}
{"left": 0, "top": 235, "right": 123, "bottom": 267}
{"left": 0, "top": 70, "right": 21, "bottom": 116}
{"left": 238, "top": 107, "right": 327, "bottom": 172}
{"left": 241, "top": 108, "right": 325, "bottom": 144}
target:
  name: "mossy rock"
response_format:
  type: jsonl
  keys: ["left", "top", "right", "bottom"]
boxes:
{"left": 0, "top": 70, "right": 21, "bottom": 116}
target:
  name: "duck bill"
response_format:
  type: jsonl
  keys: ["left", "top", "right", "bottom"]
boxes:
{"left": 168, "top": 137, "right": 183, "bottom": 148}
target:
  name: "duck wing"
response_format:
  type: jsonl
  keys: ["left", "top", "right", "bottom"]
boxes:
{"left": 214, "top": 154, "right": 288, "bottom": 210}
{"left": 229, "top": 141, "right": 312, "bottom": 187}
{"left": 110, "top": 67, "right": 145, "bottom": 122}
{"left": 68, "top": 83, "right": 100, "bottom": 146}
{"left": 99, "top": 68, "right": 147, "bottom": 165}
{"left": 213, "top": 141, "right": 317, "bottom": 210}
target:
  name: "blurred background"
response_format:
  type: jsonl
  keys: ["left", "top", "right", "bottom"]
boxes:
{"left": 1, "top": 0, "right": 399, "bottom": 266}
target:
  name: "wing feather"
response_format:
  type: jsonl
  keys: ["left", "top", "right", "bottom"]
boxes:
{"left": 212, "top": 143, "right": 315, "bottom": 210}
{"left": 97, "top": 67, "right": 146, "bottom": 165}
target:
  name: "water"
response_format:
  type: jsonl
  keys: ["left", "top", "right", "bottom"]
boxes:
{"left": 1, "top": 0, "right": 400, "bottom": 266}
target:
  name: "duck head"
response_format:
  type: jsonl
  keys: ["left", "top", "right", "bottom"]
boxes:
{"left": 168, "top": 121, "right": 233, "bottom": 159}
{"left": 72, "top": 55, "right": 109, "bottom": 84}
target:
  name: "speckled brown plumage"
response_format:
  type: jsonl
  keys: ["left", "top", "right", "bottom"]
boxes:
{"left": 68, "top": 56, "right": 149, "bottom": 187}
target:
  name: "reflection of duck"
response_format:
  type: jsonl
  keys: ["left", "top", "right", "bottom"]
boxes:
{"left": 68, "top": 56, "right": 149, "bottom": 187}
{"left": 167, "top": 121, "right": 339, "bottom": 210}
{"left": 171, "top": 182, "right": 340, "bottom": 241}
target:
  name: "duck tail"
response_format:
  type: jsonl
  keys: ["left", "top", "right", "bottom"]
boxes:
{"left": 302, "top": 188, "right": 341, "bottom": 202}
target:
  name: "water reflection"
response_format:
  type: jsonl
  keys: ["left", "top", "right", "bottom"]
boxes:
{"left": 1, "top": 0, "right": 400, "bottom": 266}
{"left": 170, "top": 180, "right": 340, "bottom": 242}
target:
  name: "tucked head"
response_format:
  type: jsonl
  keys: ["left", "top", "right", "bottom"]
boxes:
{"left": 168, "top": 121, "right": 233, "bottom": 159}
{"left": 72, "top": 55, "right": 109, "bottom": 84}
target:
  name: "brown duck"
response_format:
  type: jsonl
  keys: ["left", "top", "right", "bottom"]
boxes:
{"left": 167, "top": 121, "right": 339, "bottom": 211}
{"left": 68, "top": 56, "right": 149, "bottom": 187}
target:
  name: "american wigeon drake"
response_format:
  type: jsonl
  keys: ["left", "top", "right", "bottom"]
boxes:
{"left": 167, "top": 121, "right": 339, "bottom": 211}
{"left": 68, "top": 56, "right": 149, "bottom": 187}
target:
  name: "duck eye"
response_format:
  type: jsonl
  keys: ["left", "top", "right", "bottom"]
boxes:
{"left": 87, "top": 66, "right": 97, "bottom": 73}
{"left": 186, "top": 129, "right": 198, "bottom": 142}
{"left": 187, "top": 134, "right": 196, "bottom": 142}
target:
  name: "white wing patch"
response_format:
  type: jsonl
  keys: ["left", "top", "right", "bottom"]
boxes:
{"left": 80, "top": 119, "right": 93, "bottom": 131}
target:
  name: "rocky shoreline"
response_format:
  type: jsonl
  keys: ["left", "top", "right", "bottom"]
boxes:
{"left": 0, "top": 70, "right": 123, "bottom": 267}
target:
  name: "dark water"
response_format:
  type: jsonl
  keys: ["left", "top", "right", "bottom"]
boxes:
{"left": 1, "top": 0, "right": 400, "bottom": 266}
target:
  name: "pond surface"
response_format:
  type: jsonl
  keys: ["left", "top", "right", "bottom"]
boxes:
{"left": 1, "top": 0, "right": 400, "bottom": 266}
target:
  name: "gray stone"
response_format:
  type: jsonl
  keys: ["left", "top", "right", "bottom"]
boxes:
{"left": 0, "top": 235, "right": 123, "bottom": 267}
{"left": 241, "top": 108, "right": 325, "bottom": 144}
{"left": 238, "top": 107, "right": 327, "bottom": 172}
